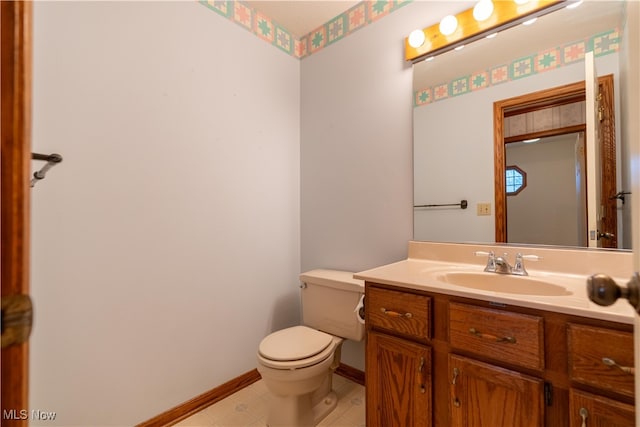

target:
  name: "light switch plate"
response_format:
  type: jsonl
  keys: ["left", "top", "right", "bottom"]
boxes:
{"left": 477, "top": 202, "right": 491, "bottom": 216}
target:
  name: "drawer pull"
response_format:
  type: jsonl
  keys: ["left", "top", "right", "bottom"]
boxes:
{"left": 418, "top": 357, "right": 426, "bottom": 393}
{"left": 380, "top": 307, "right": 413, "bottom": 318}
{"left": 579, "top": 407, "right": 588, "bottom": 427}
{"left": 602, "top": 357, "right": 635, "bottom": 374}
{"left": 452, "top": 368, "right": 461, "bottom": 407}
{"left": 469, "top": 327, "right": 517, "bottom": 344}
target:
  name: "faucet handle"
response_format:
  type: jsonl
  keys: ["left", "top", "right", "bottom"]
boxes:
{"left": 474, "top": 251, "right": 496, "bottom": 272}
{"left": 512, "top": 253, "right": 542, "bottom": 276}
{"left": 518, "top": 254, "right": 543, "bottom": 261}
{"left": 474, "top": 251, "right": 495, "bottom": 259}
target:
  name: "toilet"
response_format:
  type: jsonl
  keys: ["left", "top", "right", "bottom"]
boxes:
{"left": 256, "top": 269, "right": 365, "bottom": 427}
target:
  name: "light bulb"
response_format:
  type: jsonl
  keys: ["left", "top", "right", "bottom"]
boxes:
{"left": 439, "top": 15, "right": 458, "bottom": 36}
{"left": 408, "top": 29, "right": 426, "bottom": 48}
{"left": 514, "top": 0, "right": 529, "bottom": 4}
{"left": 473, "top": 0, "right": 494, "bottom": 22}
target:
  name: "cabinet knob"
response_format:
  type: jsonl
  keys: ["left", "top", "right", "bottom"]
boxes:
{"left": 586, "top": 272, "right": 640, "bottom": 314}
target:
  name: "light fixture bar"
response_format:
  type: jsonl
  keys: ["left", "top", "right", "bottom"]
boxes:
{"left": 405, "top": 0, "right": 566, "bottom": 62}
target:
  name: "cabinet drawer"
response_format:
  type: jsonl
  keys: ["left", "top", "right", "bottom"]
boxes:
{"left": 449, "top": 302, "right": 544, "bottom": 371}
{"left": 567, "top": 323, "right": 634, "bottom": 398}
{"left": 367, "top": 286, "right": 431, "bottom": 340}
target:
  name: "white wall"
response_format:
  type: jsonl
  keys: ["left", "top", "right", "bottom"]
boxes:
{"left": 414, "top": 53, "right": 621, "bottom": 243}
{"left": 299, "top": 2, "right": 446, "bottom": 369}
{"left": 297, "top": 0, "right": 487, "bottom": 373}
{"left": 30, "top": 2, "right": 300, "bottom": 425}
{"left": 300, "top": 2, "right": 471, "bottom": 273}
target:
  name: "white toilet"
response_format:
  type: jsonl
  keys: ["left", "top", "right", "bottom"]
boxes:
{"left": 256, "top": 269, "right": 365, "bottom": 427}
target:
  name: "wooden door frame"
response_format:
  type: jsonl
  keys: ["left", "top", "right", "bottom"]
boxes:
{"left": 1, "top": 1, "right": 33, "bottom": 424}
{"left": 493, "top": 75, "right": 617, "bottom": 246}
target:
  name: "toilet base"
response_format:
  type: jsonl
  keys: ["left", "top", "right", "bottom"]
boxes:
{"left": 312, "top": 390, "right": 338, "bottom": 424}
{"left": 259, "top": 336, "right": 344, "bottom": 427}
{"left": 266, "top": 390, "right": 338, "bottom": 427}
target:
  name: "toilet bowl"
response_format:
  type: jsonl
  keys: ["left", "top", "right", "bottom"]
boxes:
{"left": 256, "top": 270, "right": 365, "bottom": 427}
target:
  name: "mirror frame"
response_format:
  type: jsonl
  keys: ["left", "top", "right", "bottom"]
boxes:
{"left": 493, "top": 75, "right": 617, "bottom": 246}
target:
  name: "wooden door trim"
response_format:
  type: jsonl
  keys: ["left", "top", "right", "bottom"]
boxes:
{"left": 598, "top": 76, "right": 618, "bottom": 248}
{"left": 494, "top": 75, "right": 616, "bottom": 245}
{"left": 1, "top": 1, "right": 32, "bottom": 423}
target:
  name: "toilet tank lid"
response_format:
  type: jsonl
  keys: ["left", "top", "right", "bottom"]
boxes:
{"left": 299, "top": 269, "right": 364, "bottom": 293}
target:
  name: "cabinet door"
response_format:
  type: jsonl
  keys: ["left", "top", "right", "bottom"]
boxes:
{"left": 366, "top": 331, "right": 431, "bottom": 427}
{"left": 449, "top": 354, "right": 544, "bottom": 427}
{"left": 569, "top": 389, "right": 635, "bottom": 427}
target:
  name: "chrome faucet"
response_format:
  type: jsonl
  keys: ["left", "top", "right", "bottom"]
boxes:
{"left": 494, "top": 253, "right": 513, "bottom": 274}
{"left": 475, "top": 251, "right": 541, "bottom": 276}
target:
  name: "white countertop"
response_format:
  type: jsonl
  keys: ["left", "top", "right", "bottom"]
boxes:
{"left": 355, "top": 242, "right": 636, "bottom": 325}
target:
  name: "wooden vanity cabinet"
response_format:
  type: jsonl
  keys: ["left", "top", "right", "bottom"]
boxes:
{"left": 366, "top": 286, "right": 432, "bottom": 427}
{"left": 364, "top": 282, "right": 635, "bottom": 427}
{"left": 449, "top": 354, "right": 544, "bottom": 427}
{"left": 366, "top": 331, "right": 432, "bottom": 427}
{"left": 448, "top": 303, "right": 545, "bottom": 426}
{"left": 569, "top": 389, "right": 635, "bottom": 427}
{"left": 567, "top": 324, "right": 636, "bottom": 426}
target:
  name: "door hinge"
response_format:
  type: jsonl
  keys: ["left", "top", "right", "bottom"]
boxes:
{"left": 1, "top": 294, "right": 33, "bottom": 349}
{"left": 544, "top": 382, "right": 553, "bottom": 406}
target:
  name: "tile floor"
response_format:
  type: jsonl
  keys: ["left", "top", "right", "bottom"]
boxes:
{"left": 174, "top": 374, "right": 365, "bottom": 427}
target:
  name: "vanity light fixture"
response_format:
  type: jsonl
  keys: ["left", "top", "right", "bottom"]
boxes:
{"left": 439, "top": 15, "right": 458, "bottom": 36}
{"left": 473, "top": 0, "right": 494, "bottom": 22}
{"left": 408, "top": 29, "right": 426, "bottom": 48}
{"left": 405, "top": 0, "right": 567, "bottom": 62}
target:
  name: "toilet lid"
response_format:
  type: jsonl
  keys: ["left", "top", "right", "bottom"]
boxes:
{"left": 259, "top": 326, "right": 333, "bottom": 361}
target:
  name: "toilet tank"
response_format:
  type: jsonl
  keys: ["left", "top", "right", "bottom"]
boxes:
{"left": 299, "top": 269, "right": 365, "bottom": 341}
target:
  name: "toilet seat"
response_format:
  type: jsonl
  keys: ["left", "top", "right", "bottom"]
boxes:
{"left": 258, "top": 326, "right": 336, "bottom": 370}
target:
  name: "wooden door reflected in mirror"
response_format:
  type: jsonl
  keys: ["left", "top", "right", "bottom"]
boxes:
{"left": 494, "top": 75, "right": 617, "bottom": 248}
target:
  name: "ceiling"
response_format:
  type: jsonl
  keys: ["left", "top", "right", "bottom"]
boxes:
{"left": 245, "top": 0, "right": 360, "bottom": 38}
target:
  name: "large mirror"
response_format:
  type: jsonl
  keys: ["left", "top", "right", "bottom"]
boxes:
{"left": 413, "top": 0, "right": 633, "bottom": 250}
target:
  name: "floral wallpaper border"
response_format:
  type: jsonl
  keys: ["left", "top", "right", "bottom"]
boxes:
{"left": 200, "top": 0, "right": 411, "bottom": 59}
{"left": 414, "top": 29, "right": 620, "bottom": 108}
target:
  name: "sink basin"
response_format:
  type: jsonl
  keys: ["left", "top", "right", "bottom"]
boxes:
{"left": 432, "top": 271, "right": 572, "bottom": 296}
